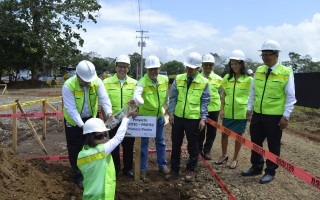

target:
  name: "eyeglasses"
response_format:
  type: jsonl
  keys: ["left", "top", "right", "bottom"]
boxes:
{"left": 147, "top": 68, "right": 159, "bottom": 72}
{"left": 202, "top": 63, "right": 213, "bottom": 67}
{"left": 260, "top": 53, "right": 276, "bottom": 58}
{"left": 94, "top": 132, "right": 108, "bottom": 140}
{"left": 117, "top": 65, "right": 129, "bottom": 69}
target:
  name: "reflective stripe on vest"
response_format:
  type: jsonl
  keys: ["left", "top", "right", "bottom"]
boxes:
{"left": 77, "top": 144, "right": 116, "bottom": 200}
{"left": 63, "top": 76, "right": 99, "bottom": 126}
{"left": 221, "top": 74, "right": 252, "bottom": 119}
{"left": 253, "top": 64, "right": 291, "bottom": 115}
{"left": 103, "top": 75, "right": 137, "bottom": 114}
{"left": 174, "top": 73, "right": 208, "bottom": 119}
{"left": 138, "top": 74, "right": 168, "bottom": 117}
{"left": 201, "top": 71, "right": 222, "bottom": 112}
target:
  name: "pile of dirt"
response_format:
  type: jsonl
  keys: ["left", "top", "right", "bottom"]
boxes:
{"left": 0, "top": 145, "right": 82, "bottom": 200}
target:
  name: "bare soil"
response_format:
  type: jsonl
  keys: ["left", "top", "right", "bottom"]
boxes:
{"left": 0, "top": 85, "right": 319, "bottom": 200}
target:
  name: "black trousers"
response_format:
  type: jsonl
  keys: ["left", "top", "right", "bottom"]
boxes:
{"left": 249, "top": 112, "right": 282, "bottom": 176}
{"left": 109, "top": 123, "right": 135, "bottom": 175}
{"left": 199, "top": 111, "right": 219, "bottom": 154}
{"left": 64, "top": 117, "right": 90, "bottom": 182}
{"left": 170, "top": 115, "right": 200, "bottom": 172}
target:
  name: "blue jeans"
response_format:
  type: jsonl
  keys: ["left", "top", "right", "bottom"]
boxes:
{"left": 140, "top": 115, "right": 167, "bottom": 172}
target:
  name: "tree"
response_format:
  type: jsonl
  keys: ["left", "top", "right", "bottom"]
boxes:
{"left": 162, "top": 60, "right": 184, "bottom": 75}
{"left": 0, "top": 0, "right": 101, "bottom": 79}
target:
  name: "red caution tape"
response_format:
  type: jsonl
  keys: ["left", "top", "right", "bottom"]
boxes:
{"left": 199, "top": 154, "right": 237, "bottom": 200}
{"left": 0, "top": 112, "right": 64, "bottom": 118}
{"left": 206, "top": 118, "right": 320, "bottom": 191}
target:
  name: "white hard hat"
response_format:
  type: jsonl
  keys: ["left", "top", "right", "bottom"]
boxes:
{"left": 83, "top": 118, "right": 110, "bottom": 135}
{"left": 202, "top": 54, "right": 215, "bottom": 63}
{"left": 247, "top": 69, "right": 253, "bottom": 74}
{"left": 76, "top": 60, "right": 97, "bottom": 82}
{"left": 229, "top": 50, "right": 245, "bottom": 61}
{"left": 116, "top": 55, "right": 130, "bottom": 65}
{"left": 184, "top": 52, "right": 202, "bottom": 69}
{"left": 260, "top": 39, "right": 281, "bottom": 51}
{"left": 145, "top": 55, "right": 161, "bottom": 69}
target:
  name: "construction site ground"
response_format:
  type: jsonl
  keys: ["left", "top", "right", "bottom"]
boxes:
{"left": 0, "top": 82, "right": 319, "bottom": 200}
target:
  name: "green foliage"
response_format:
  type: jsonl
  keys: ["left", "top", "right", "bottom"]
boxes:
{"left": 0, "top": 0, "right": 101, "bottom": 79}
{"left": 162, "top": 60, "right": 185, "bottom": 75}
{"left": 283, "top": 52, "right": 320, "bottom": 73}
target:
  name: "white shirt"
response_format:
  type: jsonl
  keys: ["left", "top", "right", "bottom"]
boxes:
{"left": 104, "top": 118, "right": 129, "bottom": 155}
{"left": 62, "top": 77, "right": 112, "bottom": 127}
{"left": 247, "top": 63, "right": 297, "bottom": 118}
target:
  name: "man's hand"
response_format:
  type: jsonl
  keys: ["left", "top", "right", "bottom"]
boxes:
{"left": 219, "top": 110, "right": 224, "bottom": 120}
{"left": 199, "top": 119, "right": 206, "bottom": 131}
{"left": 169, "top": 115, "right": 174, "bottom": 126}
{"left": 246, "top": 110, "right": 252, "bottom": 121}
{"left": 126, "top": 106, "right": 138, "bottom": 118}
{"left": 278, "top": 117, "right": 289, "bottom": 130}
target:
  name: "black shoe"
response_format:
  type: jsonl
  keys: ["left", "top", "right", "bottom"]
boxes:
{"left": 259, "top": 174, "right": 274, "bottom": 184}
{"left": 123, "top": 170, "right": 134, "bottom": 178}
{"left": 241, "top": 168, "right": 262, "bottom": 176}
{"left": 165, "top": 171, "right": 180, "bottom": 181}
{"left": 75, "top": 180, "right": 83, "bottom": 189}
{"left": 214, "top": 156, "right": 228, "bottom": 165}
{"left": 203, "top": 152, "right": 212, "bottom": 160}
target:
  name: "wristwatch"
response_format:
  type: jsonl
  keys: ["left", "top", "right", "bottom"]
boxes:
{"left": 283, "top": 116, "right": 289, "bottom": 121}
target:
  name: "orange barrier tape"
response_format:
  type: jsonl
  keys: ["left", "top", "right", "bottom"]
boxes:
{"left": 0, "top": 112, "right": 63, "bottom": 118}
{"left": 206, "top": 118, "right": 320, "bottom": 191}
{"left": 199, "top": 154, "right": 237, "bottom": 200}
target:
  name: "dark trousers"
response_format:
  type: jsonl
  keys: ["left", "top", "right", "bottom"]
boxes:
{"left": 199, "top": 111, "right": 219, "bottom": 154}
{"left": 109, "top": 123, "right": 135, "bottom": 175}
{"left": 249, "top": 112, "right": 282, "bottom": 176}
{"left": 64, "top": 117, "right": 90, "bottom": 182}
{"left": 170, "top": 116, "right": 200, "bottom": 172}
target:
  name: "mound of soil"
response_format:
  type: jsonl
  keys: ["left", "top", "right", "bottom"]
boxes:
{"left": 0, "top": 145, "right": 82, "bottom": 200}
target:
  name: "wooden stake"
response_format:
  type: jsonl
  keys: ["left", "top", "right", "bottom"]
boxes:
{"left": 12, "top": 104, "right": 18, "bottom": 153}
{"left": 42, "top": 100, "right": 47, "bottom": 139}
{"left": 15, "top": 99, "right": 48, "bottom": 155}
{"left": 134, "top": 137, "right": 141, "bottom": 181}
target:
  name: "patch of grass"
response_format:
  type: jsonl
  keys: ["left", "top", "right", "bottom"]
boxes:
{"left": 289, "top": 106, "right": 320, "bottom": 134}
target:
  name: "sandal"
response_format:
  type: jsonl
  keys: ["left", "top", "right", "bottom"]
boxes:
{"left": 214, "top": 156, "right": 228, "bottom": 165}
{"left": 229, "top": 160, "right": 238, "bottom": 169}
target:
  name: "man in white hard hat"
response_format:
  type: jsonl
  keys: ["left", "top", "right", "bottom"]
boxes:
{"left": 133, "top": 55, "right": 170, "bottom": 179}
{"left": 199, "top": 54, "right": 222, "bottom": 160}
{"left": 62, "top": 60, "right": 113, "bottom": 188}
{"left": 77, "top": 106, "right": 137, "bottom": 199}
{"left": 247, "top": 69, "right": 254, "bottom": 77}
{"left": 103, "top": 55, "right": 137, "bottom": 178}
{"left": 242, "top": 40, "right": 296, "bottom": 184}
{"left": 166, "top": 52, "right": 210, "bottom": 182}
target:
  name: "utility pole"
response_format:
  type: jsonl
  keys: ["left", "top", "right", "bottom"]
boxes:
{"left": 136, "top": 30, "right": 148, "bottom": 78}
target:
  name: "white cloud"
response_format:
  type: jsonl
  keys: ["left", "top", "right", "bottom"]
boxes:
{"left": 79, "top": 2, "right": 320, "bottom": 63}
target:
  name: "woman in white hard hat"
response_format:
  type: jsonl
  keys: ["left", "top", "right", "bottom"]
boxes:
{"left": 77, "top": 106, "right": 137, "bottom": 200}
{"left": 215, "top": 50, "right": 252, "bottom": 169}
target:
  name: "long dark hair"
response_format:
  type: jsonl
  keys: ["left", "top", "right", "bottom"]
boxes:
{"left": 83, "top": 133, "right": 97, "bottom": 148}
{"left": 227, "top": 60, "right": 246, "bottom": 80}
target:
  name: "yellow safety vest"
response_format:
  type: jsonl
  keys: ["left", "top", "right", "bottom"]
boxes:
{"left": 77, "top": 144, "right": 115, "bottom": 200}
{"left": 63, "top": 76, "right": 99, "bottom": 126}
{"left": 174, "top": 73, "right": 208, "bottom": 119}
{"left": 201, "top": 71, "right": 222, "bottom": 112}
{"left": 221, "top": 74, "right": 252, "bottom": 119}
{"left": 254, "top": 64, "right": 291, "bottom": 115}
{"left": 138, "top": 74, "right": 168, "bottom": 117}
{"left": 103, "top": 75, "right": 137, "bottom": 114}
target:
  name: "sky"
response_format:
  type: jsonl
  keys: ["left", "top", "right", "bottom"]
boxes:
{"left": 79, "top": 0, "right": 320, "bottom": 64}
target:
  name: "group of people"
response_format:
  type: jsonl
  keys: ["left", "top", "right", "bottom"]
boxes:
{"left": 62, "top": 39, "right": 296, "bottom": 199}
